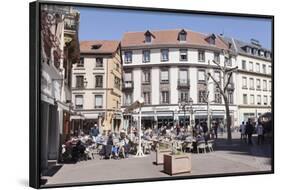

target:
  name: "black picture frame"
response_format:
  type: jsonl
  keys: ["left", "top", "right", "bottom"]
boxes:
{"left": 30, "top": 1, "right": 274, "bottom": 188}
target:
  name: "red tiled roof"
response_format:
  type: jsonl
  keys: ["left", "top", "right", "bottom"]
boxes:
{"left": 121, "top": 29, "right": 229, "bottom": 50}
{"left": 80, "top": 40, "right": 120, "bottom": 54}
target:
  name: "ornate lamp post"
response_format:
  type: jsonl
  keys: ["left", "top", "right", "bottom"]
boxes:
{"left": 188, "top": 98, "right": 194, "bottom": 133}
{"left": 178, "top": 100, "right": 187, "bottom": 129}
{"left": 178, "top": 97, "right": 194, "bottom": 130}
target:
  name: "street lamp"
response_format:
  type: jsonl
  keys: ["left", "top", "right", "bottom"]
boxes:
{"left": 188, "top": 98, "right": 194, "bottom": 130}
{"left": 178, "top": 100, "right": 187, "bottom": 129}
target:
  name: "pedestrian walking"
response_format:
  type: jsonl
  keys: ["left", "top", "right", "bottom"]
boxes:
{"left": 239, "top": 121, "right": 246, "bottom": 141}
{"left": 214, "top": 121, "right": 218, "bottom": 139}
{"left": 90, "top": 123, "right": 99, "bottom": 142}
{"left": 256, "top": 121, "right": 264, "bottom": 145}
{"left": 245, "top": 119, "right": 254, "bottom": 145}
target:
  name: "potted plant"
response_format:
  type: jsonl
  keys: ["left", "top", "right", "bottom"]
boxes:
{"left": 155, "top": 142, "right": 172, "bottom": 165}
{"left": 163, "top": 142, "right": 191, "bottom": 175}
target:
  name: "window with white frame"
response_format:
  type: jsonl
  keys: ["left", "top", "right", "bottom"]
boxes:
{"left": 256, "top": 79, "right": 261, "bottom": 90}
{"left": 214, "top": 71, "right": 221, "bottom": 88}
{"left": 95, "top": 95, "right": 103, "bottom": 108}
{"left": 198, "top": 70, "right": 206, "bottom": 82}
{"left": 243, "top": 94, "right": 248, "bottom": 104}
{"left": 242, "top": 60, "right": 246, "bottom": 70}
{"left": 225, "top": 56, "right": 232, "bottom": 66}
{"left": 257, "top": 95, "right": 261, "bottom": 105}
{"left": 269, "top": 80, "right": 271, "bottom": 91}
{"left": 242, "top": 77, "right": 247, "bottom": 88}
{"left": 214, "top": 52, "right": 220, "bottom": 63}
{"left": 75, "top": 95, "right": 83, "bottom": 109}
{"left": 264, "top": 95, "right": 268, "bottom": 105}
{"left": 142, "top": 50, "right": 150, "bottom": 63}
{"left": 179, "top": 90, "right": 189, "bottom": 102}
{"left": 215, "top": 93, "right": 222, "bottom": 104}
{"left": 268, "top": 65, "right": 272, "bottom": 75}
{"left": 179, "top": 70, "right": 188, "bottom": 84}
{"left": 161, "top": 49, "right": 169, "bottom": 61}
{"left": 143, "top": 91, "right": 151, "bottom": 104}
{"left": 250, "top": 95, "right": 255, "bottom": 105}
{"left": 249, "top": 62, "right": 253, "bottom": 71}
{"left": 96, "top": 57, "right": 103, "bottom": 67}
{"left": 228, "top": 92, "right": 233, "bottom": 104}
{"left": 250, "top": 78, "right": 254, "bottom": 89}
{"left": 198, "top": 90, "right": 207, "bottom": 103}
{"left": 179, "top": 49, "right": 188, "bottom": 61}
{"left": 263, "top": 80, "right": 267, "bottom": 90}
{"left": 123, "top": 72, "right": 132, "bottom": 88}
{"left": 124, "top": 93, "right": 132, "bottom": 106}
{"left": 198, "top": 50, "right": 205, "bottom": 62}
{"left": 160, "top": 70, "right": 169, "bottom": 83}
{"left": 214, "top": 71, "right": 221, "bottom": 82}
{"left": 160, "top": 91, "right": 169, "bottom": 104}
{"left": 262, "top": 64, "right": 266, "bottom": 74}
{"left": 76, "top": 75, "right": 84, "bottom": 88}
{"left": 142, "top": 70, "right": 151, "bottom": 84}
{"left": 124, "top": 51, "right": 132, "bottom": 63}
{"left": 95, "top": 75, "right": 103, "bottom": 88}
{"left": 256, "top": 63, "right": 260, "bottom": 73}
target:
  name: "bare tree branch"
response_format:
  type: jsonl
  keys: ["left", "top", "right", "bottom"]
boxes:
{"left": 212, "top": 60, "right": 223, "bottom": 71}
{"left": 223, "top": 72, "right": 233, "bottom": 93}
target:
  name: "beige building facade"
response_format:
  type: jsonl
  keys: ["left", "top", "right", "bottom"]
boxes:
{"left": 71, "top": 40, "right": 123, "bottom": 134}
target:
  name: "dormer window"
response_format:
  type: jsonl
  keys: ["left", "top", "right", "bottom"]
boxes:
{"left": 178, "top": 29, "right": 187, "bottom": 42}
{"left": 265, "top": 52, "right": 271, "bottom": 58}
{"left": 246, "top": 46, "right": 251, "bottom": 53}
{"left": 145, "top": 34, "right": 151, "bottom": 43}
{"left": 206, "top": 34, "right": 216, "bottom": 45}
{"left": 91, "top": 44, "right": 102, "bottom": 49}
{"left": 144, "top": 30, "right": 154, "bottom": 43}
{"left": 259, "top": 50, "right": 264, "bottom": 57}
{"left": 252, "top": 48, "right": 258, "bottom": 55}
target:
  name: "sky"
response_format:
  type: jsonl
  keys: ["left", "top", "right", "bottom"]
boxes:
{"left": 76, "top": 6, "right": 272, "bottom": 49}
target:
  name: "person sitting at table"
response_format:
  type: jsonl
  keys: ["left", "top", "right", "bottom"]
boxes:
{"left": 119, "top": 136, "right": 129, "bottom": 158}
{"left": 196, "top": 134, "right": 204, "bottom": 142}
{"left": 111, "top": 144, "right": 119, "bottom": 159}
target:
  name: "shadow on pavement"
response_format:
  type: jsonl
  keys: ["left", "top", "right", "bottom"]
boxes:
{"left": 214, "top": 135, "right": 272, "bottom": 159}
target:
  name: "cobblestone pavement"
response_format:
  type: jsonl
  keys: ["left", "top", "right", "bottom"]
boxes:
{"left": 42, "top": 132, "right": 272, "bottom": 186}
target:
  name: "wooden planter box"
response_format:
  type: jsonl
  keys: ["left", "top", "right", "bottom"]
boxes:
{"left": 163, "top": 153, "right": 191, "bottom": 175}
{"left": 156, "top": 149, "right": 172, "bottom": 165}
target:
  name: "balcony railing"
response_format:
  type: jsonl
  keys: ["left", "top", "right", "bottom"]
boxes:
{"left": 177, "top": 79, "right": 190, "bottom": 89}
{"left": 122, "top": 81, "right": 134, "bottom": 90}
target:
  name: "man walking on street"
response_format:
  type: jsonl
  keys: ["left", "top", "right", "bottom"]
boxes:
{"left": 240, "top": 121, "right": 246, "bottom": 141}
{"left": 245, "top": 119, "right": 254, "bottom": 145}
{"left": 90, "top": 123, "right": 99, "bottom": 142}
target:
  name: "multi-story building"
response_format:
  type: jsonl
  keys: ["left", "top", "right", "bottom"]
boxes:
{"left": 71, "top": 40, "right": 122, "bottom": 134}
{"left": 223, "top": 37, "right": 272, "bottom": 124}
{"left": 121, "top": 29, "right": 238, "bottom": 130}
{"left": 40, "top": 5, "right": 80, "bottom": 170}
